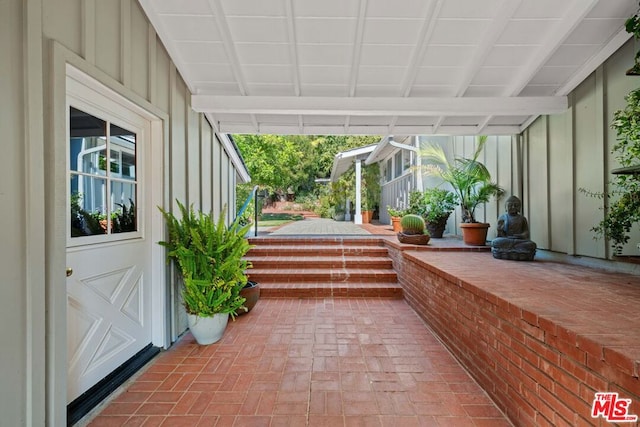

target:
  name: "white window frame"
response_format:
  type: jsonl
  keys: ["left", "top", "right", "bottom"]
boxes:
{"left": 66, "top": 87, "right": 146, "bottom": 248}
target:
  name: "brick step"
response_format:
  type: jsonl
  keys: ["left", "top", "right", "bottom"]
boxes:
{"left": 247, "top": 256, "right": 393, "bottom": 270}
{"left": 247, "top": 245, "right": 390, "bottom": 257}
{"left": 257, "top": 281, "right": 403, "bottom": 299}
{"left": 247, "top": 268, "right": 397, "bottom": 283}
{"left": 246, "top": 236, "right": 402, "bottom": 299}
{"left": 248, "top": 237, "right": 383, "bottom": 247}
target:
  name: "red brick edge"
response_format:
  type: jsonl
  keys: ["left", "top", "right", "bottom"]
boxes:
{"left": 385, "top": 244, "right": 640, "bottom": 427}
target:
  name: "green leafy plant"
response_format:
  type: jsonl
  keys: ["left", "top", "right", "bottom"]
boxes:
{"left": 361, "top": 164, "right": 381, "bottom": 211}
{"left": 158, "top": 201, "right": 253, "bottom": 317}
{"left": 113, "top": 199, "right": 136, "bottom": 233}
{"left": 407, "top": 189, "right": 458, "bottom": 223}
{"left": 70, "top": 192, "right": 107, "bottom": 236}
{"left": 386, "top": 205, "right": 407, "bottom": 218}
{"left": 330, "top": 174, "right": 354, "bottom": 216}
{"left": 625, "top": 2, "right": 640, "bottom": 75}
{"left": 582, "top": 88, "right": 640, "bottom": 254}
{"left": 420, "top": 136, "right": 504, "bottom": 223}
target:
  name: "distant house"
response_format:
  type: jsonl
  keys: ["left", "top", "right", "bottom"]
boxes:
{"left": 366, "top": 135, "right": 423, "bottom": 225}
{"left": 332, "top": 134, "right": 515, "bottom": 240}
{"left": 330, "top": 144, "right": 377, "bottom": 223}
{"left": 330, "top": 136, "right": 427, "bottom": 225}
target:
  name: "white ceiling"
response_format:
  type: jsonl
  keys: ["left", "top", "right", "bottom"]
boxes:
{"left": 139, "top": 0, "right": 637, "bottom": 136}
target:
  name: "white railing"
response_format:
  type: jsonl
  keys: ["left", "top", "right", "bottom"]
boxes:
{"left": 379, "top": 173, "right": 415, "bottom": 224}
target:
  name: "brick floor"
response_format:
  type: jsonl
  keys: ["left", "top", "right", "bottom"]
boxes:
{"left": 84, "top": 298, "right": 513, "bottom": 426}
{"left": 82, "top": 218, "right": 640, "bottom": 426}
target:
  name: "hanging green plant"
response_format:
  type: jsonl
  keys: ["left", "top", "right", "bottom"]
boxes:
{"left": 582, "top": 88, "right": 640, "bottom": 254}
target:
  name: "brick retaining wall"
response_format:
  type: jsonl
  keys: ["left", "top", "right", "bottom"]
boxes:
{"left": 385, "top": 243, "right": 640, "bottom": 427}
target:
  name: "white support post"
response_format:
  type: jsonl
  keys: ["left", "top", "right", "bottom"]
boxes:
{"left": 354, "top": 159, "right": 363, "bottom": 224}
{"left": 415, "top": 136, "right": 423, "bottom": 192}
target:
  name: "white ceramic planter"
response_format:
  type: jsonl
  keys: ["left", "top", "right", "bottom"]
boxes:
{"left": 187, "top": 312, "right": 229, "bottom": 345}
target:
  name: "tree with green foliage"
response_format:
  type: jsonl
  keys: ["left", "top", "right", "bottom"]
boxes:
{"left": 233, "top": 133, "right": 381, "bottom": 217}
{"left": 233, "top": 134, "right": 317, "bottom": 194}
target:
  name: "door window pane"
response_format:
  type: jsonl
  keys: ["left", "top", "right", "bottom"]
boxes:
{"left": 110, "top": 123, "right": 136, "bottom": 180}
{"left": 111, "top": 181, "right": 137, "bottom": 234}
{"left": 70, "top": 175, "right": 107, "bottom": 237}
{"left": 69, "top": 107, "right": 139, "bottom": 239}
{"left": 69, "top": 107, "right": 107, "bottom": 176}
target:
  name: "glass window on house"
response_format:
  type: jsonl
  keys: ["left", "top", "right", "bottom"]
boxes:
{"left": 394, "top": 151, "right": 402, "bottom": 178}
{"left": 403, "top": 150, "right": 412, "bottom": 172}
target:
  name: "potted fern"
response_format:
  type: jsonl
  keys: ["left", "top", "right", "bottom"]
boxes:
{"left": 159, "top": 201, "right": 253, "bottom": 345}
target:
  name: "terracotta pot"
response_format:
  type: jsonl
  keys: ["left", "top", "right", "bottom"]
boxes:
{"left": 391, "top": 216, "right": 402, "bottom": 232}
{"left": 460, "top": 222, "right": 490, "bottom": 246}
{"left": 362, "top": 210, "right": 373, "bottom": 223}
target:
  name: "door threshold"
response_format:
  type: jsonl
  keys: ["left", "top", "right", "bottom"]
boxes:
{"left": 67, "top": 344, "right": 160, "bottom": 426}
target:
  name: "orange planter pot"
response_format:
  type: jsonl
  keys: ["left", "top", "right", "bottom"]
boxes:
{"left": 362, "top": 210, "right": 373, "bottom": 223}
{"left": 391, "top": 216, "right": 402, "bottom": 232}
{"left": 460, "top": 222, "right": 490, "bottom": 246}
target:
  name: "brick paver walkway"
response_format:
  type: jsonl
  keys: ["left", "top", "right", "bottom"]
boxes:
{"left": 86, "top": 299, "right": 512, "bottom": 427}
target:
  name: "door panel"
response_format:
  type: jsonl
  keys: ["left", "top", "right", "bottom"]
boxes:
{"left": 66, "top": 241, "right": 150, "bottom": 401}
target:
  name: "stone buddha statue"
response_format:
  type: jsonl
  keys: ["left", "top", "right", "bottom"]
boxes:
{"left": 491, "top": 196, "right": 537, "bottom": 261}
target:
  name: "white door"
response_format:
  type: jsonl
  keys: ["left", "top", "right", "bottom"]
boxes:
{"left": 65, "top": 85, "right": 153, "bottom": 403}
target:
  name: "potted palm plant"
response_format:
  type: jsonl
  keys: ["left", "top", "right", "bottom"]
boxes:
{"left": 159, "top": 201, "right": 253, "bottom": 345}
{"left": 421, "top": 136, "right": 504, "bottom": 245}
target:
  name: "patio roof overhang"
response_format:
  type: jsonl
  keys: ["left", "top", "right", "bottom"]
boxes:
{"left": 365, "top": 135, "right": 416, "bottom": 165}
{"left": 330, "top": 143, "right": 378, "bottom": 182}
{"left": 138, "top": 0, "right": 637, "bottom": 137}
{"left": 222, "top": 132, "right": 251, "bottom": 183}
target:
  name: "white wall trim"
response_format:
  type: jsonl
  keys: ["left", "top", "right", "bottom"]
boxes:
{"left": 24, "top": 0, "right": 46, "bottom": 424}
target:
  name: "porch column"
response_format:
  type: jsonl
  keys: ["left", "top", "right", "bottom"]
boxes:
{"left": 354, "top": 159, "right": 362, "bottom": 224}
{"left": 415, "top": 136, "right": 423, "bottom": 192}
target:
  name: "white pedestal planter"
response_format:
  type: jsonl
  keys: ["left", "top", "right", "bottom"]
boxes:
{"left": 187, "top": 313, "right": 229, "bottom": 345}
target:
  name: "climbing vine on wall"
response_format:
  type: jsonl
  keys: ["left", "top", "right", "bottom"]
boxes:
{"left": 625, "top": 2, "right": 640, "bottom": 75}
{"left": 583, "top": 88, "right": 640, "bottom": 255}
{"left": 580, "top": 4, "right": 640, "bottom": 255}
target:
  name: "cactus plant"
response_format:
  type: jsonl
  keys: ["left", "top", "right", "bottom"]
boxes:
{"left": 400, "top": 214, "right": 425, "bottom": 235}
